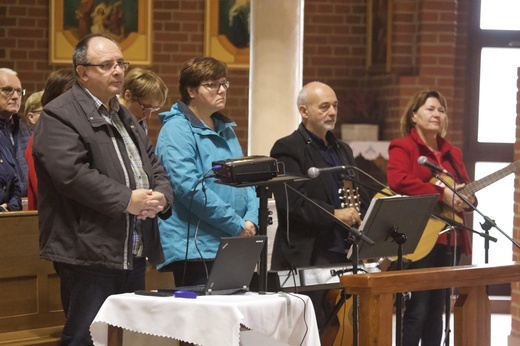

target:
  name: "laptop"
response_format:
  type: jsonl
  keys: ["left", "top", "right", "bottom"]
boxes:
{"left": 162, "top": 235, "right": 267, "bottom": 296}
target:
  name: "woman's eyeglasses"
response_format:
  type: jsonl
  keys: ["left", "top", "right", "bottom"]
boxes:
{"left": 136, "top": 99, "right": 160, "bottom": 113}
{"left": 200, "top": 81, "right": 230, "bottom": 92}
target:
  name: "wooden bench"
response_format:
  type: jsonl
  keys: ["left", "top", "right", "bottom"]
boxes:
{"left": 0, "top": 211, "right": 63, "bottom": 345}
{"left": 0, "top": 211, "right": 173, "bottom": 345}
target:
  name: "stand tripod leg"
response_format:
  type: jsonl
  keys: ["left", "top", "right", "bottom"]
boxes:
{"left": 389, "top": 226, "right": 406, "bottom": 346}
{"left": 256, "top": 185, "right": 270, "bottom": 293}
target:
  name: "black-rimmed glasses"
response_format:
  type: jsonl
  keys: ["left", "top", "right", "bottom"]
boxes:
{"left": 81, "top": 61, "right": 130, "bottom": 72}
{"left": 200, "top": 80, "right": 230, "bottom": 92}
{"left": 136, "top": 99, "right": 160, "bottom": 113}
{"left": 0, "top": 87, "right": 25, "bottom": 98}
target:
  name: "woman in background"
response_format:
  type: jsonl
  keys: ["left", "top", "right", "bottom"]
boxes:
{"left": 119, "top": 67, "right": 168, "bottom": 135}
{"left": 155, "top": 57, "right": 258, "bottom": 286}
{"left": 387, "top": 90, "right": 477, "bottom": 346}
{"left": 22, "top": 91, "right": 43, "bottom": 130}
{"left": 25, "top": 68, "right": 75, "bottom": 210}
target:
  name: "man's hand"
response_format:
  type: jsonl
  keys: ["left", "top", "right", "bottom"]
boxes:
{"left": 334, "top": 207, "right": 361, "bottom": 227}
{"left": 127, "top": 189, "right": 168, "bottom": 220}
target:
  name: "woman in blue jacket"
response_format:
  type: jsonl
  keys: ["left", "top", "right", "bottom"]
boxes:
{"left": 155, "top": 57, "right": 259, "bottom": 286}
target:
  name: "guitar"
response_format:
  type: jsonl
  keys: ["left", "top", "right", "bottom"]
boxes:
{"left": 339, "top": 178, "right": 361, "bottom": 212}
{"left": 377, "top": 160, "right": 520, "bottom": 262}
{"left": 319, "top": 176, "right": 359, "bottom": 346}
{"left": 321, "top": 289, "right": 354, "bottom": 346}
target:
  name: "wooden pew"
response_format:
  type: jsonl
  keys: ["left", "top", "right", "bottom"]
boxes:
{"left": 0, "top": 211, "right": 173, "bottom": 345}
{"left": 0, "top": 211, "right": 63, "bottom": 345}
{"left": 340, "top": 262, "right": 520, "bottom": 346}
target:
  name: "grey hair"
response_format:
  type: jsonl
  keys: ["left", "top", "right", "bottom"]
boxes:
{"left": 297, "top": 81, "right": 324, "bottom": 106}
{"left": 0, "top": 68, "right": 17, "bottom": 75}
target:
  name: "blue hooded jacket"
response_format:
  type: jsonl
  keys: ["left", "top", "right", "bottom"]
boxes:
{"left": 155, "top": 101, "right": 259, "bottom": 267}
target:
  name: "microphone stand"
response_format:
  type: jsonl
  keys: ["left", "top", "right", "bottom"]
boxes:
{"left": 433, "top": 172, "right": 520, "bottom": 346}
{"left": 283, "top": 183, "right": 374, "bottom": 346}
{"left": 433, "top": 173, "right": 520, "bottom": 251}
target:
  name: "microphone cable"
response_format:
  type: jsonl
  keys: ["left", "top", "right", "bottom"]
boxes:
{"left": 180, "top": 167, "right": 217, "bottom": 286}
{"left": 347, "top": 165, "right": 397, "bottom": 196}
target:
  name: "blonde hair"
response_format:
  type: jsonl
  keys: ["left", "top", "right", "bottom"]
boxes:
{"left": 22, "top": 90, "right": 43, "bottom": 127}
{"left": 123, "top": 67, "right": 168, "bottom": 107}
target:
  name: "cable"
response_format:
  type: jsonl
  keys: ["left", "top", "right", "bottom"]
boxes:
{"left": 348, "top": 165, "right": 397, "bottom": 195}
{"left": 287, "top": 292, "right": 309, "bottom": 346}
{"left": 181, "top": 167, "right": 217, "bottom": 286}
{"left": 194, "top": 180, "right": 209, "bottom": 279}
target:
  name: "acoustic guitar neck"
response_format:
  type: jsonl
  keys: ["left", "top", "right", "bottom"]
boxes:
{"left": 458, "top": 160, "right": 520, "bottom": 196}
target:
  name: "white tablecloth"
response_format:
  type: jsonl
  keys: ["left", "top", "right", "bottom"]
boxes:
{"left": 90, "top": 292, "right": 320, "bottom": 346}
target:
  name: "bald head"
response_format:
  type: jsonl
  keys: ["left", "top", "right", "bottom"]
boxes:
{"left": 297, "top": 82, "right": 338, "bottom": 140}
{"left": 297, "top": 81, "right": 335, "bottom": 107}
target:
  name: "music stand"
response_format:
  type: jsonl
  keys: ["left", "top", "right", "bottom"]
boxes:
{"left": 358, "top": 194, "right": 438, "bottom": 260}
{"left": 357, "top": 194, "right": 438, "bottom": 346}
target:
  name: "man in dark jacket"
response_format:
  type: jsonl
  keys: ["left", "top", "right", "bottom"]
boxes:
{"left": 0, "top": 68, "right": 31, "bottom": 197}
{"left": 33, "top": 33, "right": 173, "bottom": 345}
{"left": 270, "top": 81, "right": 370, "bottom": 331}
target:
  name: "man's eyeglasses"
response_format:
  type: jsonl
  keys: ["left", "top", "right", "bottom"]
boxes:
{"left": 0, "top": 87, "right": 26, "bottom": 98}
{"left": 200, "top": 81, "right": 230, "bottom": 92}
{"left": 81, "top": 61, "right": 130, "bottom": 72}
{"left": 136, "top": 99, "right": 160, "bottom": 113}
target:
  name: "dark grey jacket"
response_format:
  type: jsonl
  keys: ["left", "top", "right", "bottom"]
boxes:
{"left": 33, "top": 82, "right": 173, "bottom": 270}
{"left": 270, "top": 123, "right": 370, "bottom": 269}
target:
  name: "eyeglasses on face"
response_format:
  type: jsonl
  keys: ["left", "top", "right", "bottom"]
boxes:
{"left": 136, "top": 99, "right": 160, "bottom": 113}
{"left": 81, "top": 61, "right": 130, "bottom": 72}
{"left": 200, "top": 80, "right": 230, "bottom": 92}
{"left": 0, "top": 87, "right": 26, "bottom": 98}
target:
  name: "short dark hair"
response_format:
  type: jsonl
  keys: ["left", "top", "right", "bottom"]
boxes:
{"left": 72, "top": 33, "right": 119, "bottom": 74}
{"left": 178, "top": 57, "right": 227, "bottom": 105}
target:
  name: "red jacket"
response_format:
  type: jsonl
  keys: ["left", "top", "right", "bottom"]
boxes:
{"left": 387, "top": 128, "right": 472, "bottom": 255}
{"left": 25, "top": 135, "right": 37, "bottom": 210}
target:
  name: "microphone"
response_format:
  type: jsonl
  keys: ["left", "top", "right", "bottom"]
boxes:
{"left": 307, "top": 166, "right": 349, "bottom": 178}
{"left": 417, "top": 156, "right": 450, "bottom": 175}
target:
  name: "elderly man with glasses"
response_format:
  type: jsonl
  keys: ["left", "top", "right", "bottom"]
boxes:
{"left": 0, "top": 67, "right": 31, "bottom": 197}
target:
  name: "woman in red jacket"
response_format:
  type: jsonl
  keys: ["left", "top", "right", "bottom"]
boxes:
{"left": 387, "top": 90, "right": 477, "bottom": 346}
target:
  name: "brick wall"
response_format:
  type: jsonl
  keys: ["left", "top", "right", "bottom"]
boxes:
{"left": 9, "top": 0, "right": 518, "bottom": 340}
{"left": 0, "top": 0, "right": 468, "bottom": 148}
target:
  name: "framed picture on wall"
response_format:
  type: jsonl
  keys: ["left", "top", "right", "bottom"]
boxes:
{"left": 366, "top": 0, "right": 392, "bottom": 73}
{"left": 50, "top": 0, "right": 152, "bottom": 66}
{"left": 204, "top": 0, "right": 250, "bottom": 69}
